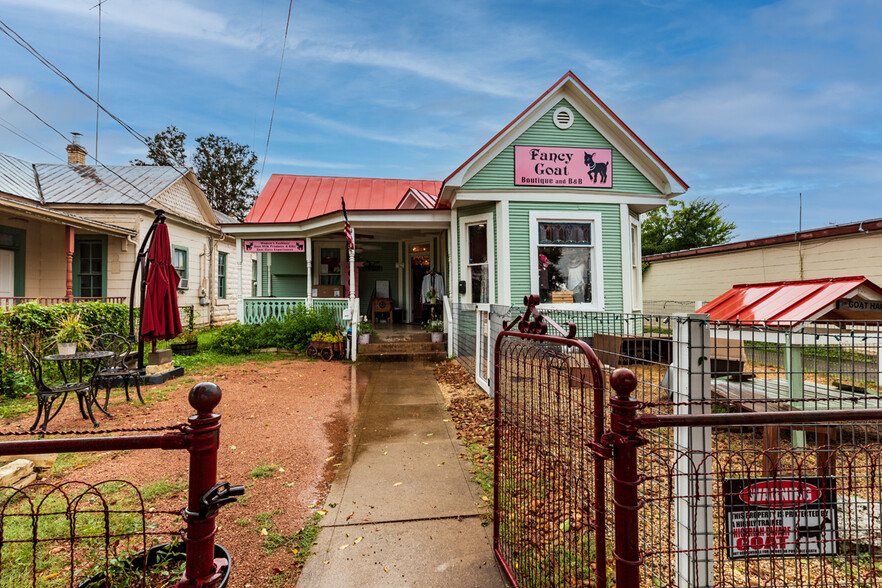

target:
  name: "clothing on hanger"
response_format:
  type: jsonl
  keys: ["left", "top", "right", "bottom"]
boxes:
{"left": 421, "top": 271, "right": 445, "bottom": 303}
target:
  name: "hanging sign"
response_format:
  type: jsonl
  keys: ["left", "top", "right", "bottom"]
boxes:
{"left": 836, "top": 298, "right": 882, "bottom": 313}
{"left": 723, "top": 477, "right": 837, "bottom": 559}
{"left": 514, "top": 146, "right": 612, "bottom": 188}
{"left": 244, "top": 240, "right": 305, "bottom": 253}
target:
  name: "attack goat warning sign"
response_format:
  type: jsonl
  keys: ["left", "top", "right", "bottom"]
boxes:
{"left": 723, "top": 477, "right": 838, "bottom": 559}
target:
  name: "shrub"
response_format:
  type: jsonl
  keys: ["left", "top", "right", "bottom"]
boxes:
{"left": 211, "top": 322, "right": 257, "bottom": 355}
{"left": 275, "top": 304, "right": 338, "bottom": 351}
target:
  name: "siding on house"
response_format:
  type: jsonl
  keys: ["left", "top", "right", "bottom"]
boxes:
{"left": 463, "top": 99, "right": 661, "bottom": 195}
{"left": 642, "top": 231, "right": 882, "bottom": 306}
{"left": 508, "top": 202, "right": 623, "bottom": 311}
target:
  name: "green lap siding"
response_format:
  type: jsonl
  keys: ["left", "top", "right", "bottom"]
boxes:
{"left": 463, "top": 99, "right": 661, "bottom": 195}
{"left": 508, "top": 202, "right": 623, "bottom": 312}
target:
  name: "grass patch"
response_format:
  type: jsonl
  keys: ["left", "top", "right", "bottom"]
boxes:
{"left": 254, "top": 508, "right": 285, "bottom": 523}
{"left": 139, "top": 478, "right": 187, "bottom": 502}
{"left": 248, "top": 462, "right": 281, "bottom": 479}
{"left": 50, "top": 452, "right": 102, "bottom": 477}
{"left": 0, "top": 396, "right": 33, "bottom": 420}
{"left": 465, "top": 442, "right": 493, "bottom": 497}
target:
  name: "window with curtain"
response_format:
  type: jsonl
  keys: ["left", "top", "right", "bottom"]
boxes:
{"left": 537, "top": 222, "right": 593, "bottom": 304}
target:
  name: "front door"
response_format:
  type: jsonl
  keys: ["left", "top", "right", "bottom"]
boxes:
{"left": 409, "top": 242, "right": 431, "bottom": 323}
{"left": 0, "top": 249, "right": 13, "bottom": 298}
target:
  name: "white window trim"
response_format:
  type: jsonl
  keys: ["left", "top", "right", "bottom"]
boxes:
{"left": 458, "top": 212, "right": 495, "bottom": 306}
{"left": 529, "top": 210, "right": 604, "bottom": 311}
{"left": 630, "top": 215, "right": 642, "bottom": 311}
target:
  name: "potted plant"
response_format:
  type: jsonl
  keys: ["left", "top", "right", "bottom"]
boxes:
{"left": 170, "top": 306, "right": 198, "bottom": 355}
{"left": 423, "top": 319, "right": 444, "bottom": 343}
{"left": 54, "top": 312, "right": 92, "bottom": 355}
{"left": 356, "top": 321, "right": 375, "bottom": 345}
{"left": 425, "top": 288, "right": 438, "bottom": 305}
{"left": 307, "top": 330, "right": 346, "bottom": 361}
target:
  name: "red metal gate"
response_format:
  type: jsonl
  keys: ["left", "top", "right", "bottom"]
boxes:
{"left": 493, "top": 296, "right": 608, "bottom": 587}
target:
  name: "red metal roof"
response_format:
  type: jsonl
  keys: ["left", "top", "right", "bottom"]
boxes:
{"left": 697, "top": 276, "right": 882, "bottom": 324}
{"left": 245, "top": 175, "right": 443, "bottom": 224}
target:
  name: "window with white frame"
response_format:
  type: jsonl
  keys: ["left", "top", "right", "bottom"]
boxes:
{"left": 530, "top": 212, "right": 602, "bottom": 307}
{"left": 467, "top": 222, "right": 489, "bottom": 303}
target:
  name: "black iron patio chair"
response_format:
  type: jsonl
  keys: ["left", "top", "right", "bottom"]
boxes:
{"left": 21, "top": 345, "right": 97, "bottom": 431}
{"left": 91, "top": 333, "right": 144, "bottom": 410}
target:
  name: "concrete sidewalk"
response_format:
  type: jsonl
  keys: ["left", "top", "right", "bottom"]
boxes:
{"left": 298, "top": 361, "right": 509, "bottom": 587}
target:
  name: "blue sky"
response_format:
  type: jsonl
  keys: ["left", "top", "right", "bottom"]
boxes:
{"left": 1, "top": 0, "right": 880, "bottom": 239}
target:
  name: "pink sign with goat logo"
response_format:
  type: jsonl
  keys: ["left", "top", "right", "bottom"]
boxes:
{"left": 514, "top": 146, "right": 612, "bottom": 188}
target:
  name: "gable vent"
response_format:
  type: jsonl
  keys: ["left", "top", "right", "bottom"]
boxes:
{"left": 553, "top": 106, "right": 574, "bottom": 130}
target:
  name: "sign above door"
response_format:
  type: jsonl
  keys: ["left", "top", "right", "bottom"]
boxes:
{"left": 244, "top": 240, "right": 305, "bottom": 253}
{"left": 514, "top": 146, "right": 612, "bottom": 188}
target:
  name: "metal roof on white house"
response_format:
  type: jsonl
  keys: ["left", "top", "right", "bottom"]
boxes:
{"left": 0, "top": 152, "right": 41, "bottom": 202}
{"left": 33, "top": 162, "right": 187, "bottom": 205}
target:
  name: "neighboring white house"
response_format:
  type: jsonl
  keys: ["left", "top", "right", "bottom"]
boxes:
{"left": 0, "top": 143, "right": 255, "bottom": 327}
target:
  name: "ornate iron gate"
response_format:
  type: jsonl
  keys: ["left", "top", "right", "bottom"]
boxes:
{"left": 493, "top": 296, "right": 608, "bottom": 587}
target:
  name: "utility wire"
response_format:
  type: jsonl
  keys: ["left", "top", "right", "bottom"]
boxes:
{"left": 259, "top": 0, "right": 294, "bottom": 183}
{"left": 0, "top": 85, "right": 161, "bottom": 205}
{"left": 93, "top": 0, "right": 103, "bottom": 162}
{"left": 0, "top": 115, "right": 65, "bottom": 162}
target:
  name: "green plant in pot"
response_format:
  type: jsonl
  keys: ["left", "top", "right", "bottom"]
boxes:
{"left": 54, "top": 312, "right": 92, "bottom": 355}
{"left": 356, "top": 320, "right": 375, "bottom": 344}
{"left": 423, "top": 319, "right": 444, "bottom": 343}
{"left": 170, "top": 306, "right": 199, "bottom": 355}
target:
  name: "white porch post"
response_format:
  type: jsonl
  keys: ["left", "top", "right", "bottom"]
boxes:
{"left": 236, "top": 237, "right": 244, "bottom": 322}
{"left": 306, "top": 237, "right": 313, "bottom": 308}
{"left": 349, "top": 228, "right": 357, "bottom": 361}
{"left": 266, "top": 252, "right": 272, "bottom": 297}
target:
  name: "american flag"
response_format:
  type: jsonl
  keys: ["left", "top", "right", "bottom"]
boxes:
{"left": 342, "top": 197, "right": 354, "bottom": 251}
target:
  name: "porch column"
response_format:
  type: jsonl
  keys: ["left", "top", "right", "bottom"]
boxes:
{"left": 236, "top": 238, "right": 244, "bottom": 322}
{"left": 65, "top": 225, "right": 74, "bottom": 301}
{"left": 305, "top": 237, "right": 313, "bottom": 307}
{"left": 349, "top": 229, "right": 357, "bottom": 361}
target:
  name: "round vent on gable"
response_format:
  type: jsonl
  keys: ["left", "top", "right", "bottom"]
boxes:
{"left": 553, "top": 106, "right": 574, "bottom": 130}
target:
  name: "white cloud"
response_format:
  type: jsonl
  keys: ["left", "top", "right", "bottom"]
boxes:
{"left": 0, "top": 0, "right": 261, "bottom": 48}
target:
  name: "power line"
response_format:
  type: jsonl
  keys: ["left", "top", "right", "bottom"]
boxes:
{"left": 259, "top": 0, "right": 294, "bottom": 183}
{"left": 0, "top": 115, "right": 65, "bottom": 162}
{"left": 93, "top": 0, "right": 104, "bottom": 162}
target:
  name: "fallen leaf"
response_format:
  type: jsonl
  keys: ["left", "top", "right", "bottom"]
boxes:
{"left": 393, "top": 482, "right": 403, "bottom": 487}
{"left": 354, "top": 536, "right": 363, "bottom": 544}
{"left": 260, "top": 528, "right": 268, "bottom": 535}
{"left": 291, "top": 548, "right": 299, "bottom": 554}
{"left": 317, "top": 509, "right": 328, "bottom": 516}
{"left": 323, "top": 560, "right": 330, "bottom": 565}
{"left": 339, "top": 544, "right": 348, "bottom": 550}
{"left": 229, "top": 445, "right": 237, "bottom": 450}
{"left": 481, "top": 496, "right": 489, "bottom": 501}
{"left": 346, "top": 512, "right": 354, "bottom": 520}
{"left": 383, "top": 566, "right": 388, "bottom": 573}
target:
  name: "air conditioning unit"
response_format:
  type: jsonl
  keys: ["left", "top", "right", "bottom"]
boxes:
{"left": 178, "top": 278, "right": 189, "bottom": 290}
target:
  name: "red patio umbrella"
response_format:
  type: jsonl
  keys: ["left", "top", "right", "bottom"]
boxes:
{"left": 139, "top": 221, "right": 182, "bottom": 342}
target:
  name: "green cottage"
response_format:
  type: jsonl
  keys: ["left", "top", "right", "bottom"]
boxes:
{"left": 224, "top": 72, "right": 688, "bottom": 388}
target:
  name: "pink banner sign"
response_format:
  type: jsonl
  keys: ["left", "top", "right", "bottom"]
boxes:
{"left": 514, "top": 146, "right": 612, "bottom": 188}
{"left": 244, "top": 240, "right": 305, "bottom": 253}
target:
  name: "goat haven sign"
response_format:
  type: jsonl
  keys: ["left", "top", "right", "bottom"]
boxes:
{"left": 723, "top": 477, "right": 837, "bottom": 559}
{"left": 514, "top": 146, "right": 612, "bottom": 188}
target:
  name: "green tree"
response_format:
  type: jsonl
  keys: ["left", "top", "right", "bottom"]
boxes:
{"left": 131, "top": 126, "right": 258, "bottom": 220}
{"left": 193, "top": 134, "right": 258, "bottom": 221}
{"left": 641, "top": 198, "right": 736, "bottom": 256}
{"left": 130, "top": 125, "right": 187, "bottom": 167}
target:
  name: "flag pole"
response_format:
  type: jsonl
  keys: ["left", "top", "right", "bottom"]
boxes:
{"left": 342, "top": 198, "right": 357, "bottom": 361}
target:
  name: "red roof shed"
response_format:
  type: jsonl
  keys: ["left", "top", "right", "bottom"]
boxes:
{"left": 697, "top": 276, "right": 882, "bottom": 326}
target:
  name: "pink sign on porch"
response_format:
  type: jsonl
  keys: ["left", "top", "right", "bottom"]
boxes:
{"left": 514, "top": 146, "right": 612, "bottom": 188}
{"left": 244, "top": 240, "right": 305, "bottom": 253}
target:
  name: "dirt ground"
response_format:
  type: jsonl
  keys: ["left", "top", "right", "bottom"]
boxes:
{"left": 0, "top": 357, "right": 357, "bottom": 587}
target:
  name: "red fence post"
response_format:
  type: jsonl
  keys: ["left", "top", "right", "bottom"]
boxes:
{"left": 178, "top": 382, "right": 225, "bottom": 587}
{"left": 609, "top": 368, "right": 642, "bottom": 588}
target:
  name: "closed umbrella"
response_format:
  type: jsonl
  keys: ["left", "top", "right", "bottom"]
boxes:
{"left": 139, "top": 222, "right": 182, "bottom": 341}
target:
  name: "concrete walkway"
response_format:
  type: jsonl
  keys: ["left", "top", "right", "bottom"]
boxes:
{"left": 298, "top": 361, "right": 509, "bottom": 587}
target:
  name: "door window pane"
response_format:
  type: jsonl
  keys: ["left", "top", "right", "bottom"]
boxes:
{"left": 468, "top": 224, "right": 487, "bottom": 264}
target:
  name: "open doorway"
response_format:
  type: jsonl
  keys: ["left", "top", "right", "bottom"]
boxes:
{"left": 409, "top": 242, "right": 431, "bottom": 323}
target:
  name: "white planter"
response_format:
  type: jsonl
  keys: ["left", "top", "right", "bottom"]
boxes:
{"left": 357, "top": 334, "right": 370, "bottom": 345}
{"left": 57, "top": 342, "right": 77, "bottom": 355}
{"left": 430, "top": 332, "right": 443, "bottom": 343}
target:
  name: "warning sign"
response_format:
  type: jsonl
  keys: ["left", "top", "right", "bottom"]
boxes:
{"left": 724, "top": 477, "right": 837, "bottom": 559}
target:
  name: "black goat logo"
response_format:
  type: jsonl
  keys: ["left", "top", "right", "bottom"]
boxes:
{"left": 584, "top": 152, "right": 609, "bottom": 184}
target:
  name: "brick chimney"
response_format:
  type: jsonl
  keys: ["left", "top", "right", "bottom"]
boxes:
{"left": 66, "top": 132, "right": 87, "bottom": 165}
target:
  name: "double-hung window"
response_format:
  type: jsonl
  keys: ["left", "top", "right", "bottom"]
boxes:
{"left": 530, "top": 212, "right": 602, "bottom": 308}
{"left": 218, "top": 252, "right": 227, "bottom": 298}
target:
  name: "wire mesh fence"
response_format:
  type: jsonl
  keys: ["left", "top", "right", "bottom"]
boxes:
{"left": 494, "top": 317, "right": 609, "bottom": 588}
{"left": 0, "top": 479, "right": 184, "bottom": 587}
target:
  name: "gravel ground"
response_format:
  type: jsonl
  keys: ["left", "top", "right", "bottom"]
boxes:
{"left": 1, "top": 357, "right": 357, "bottom": 587}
